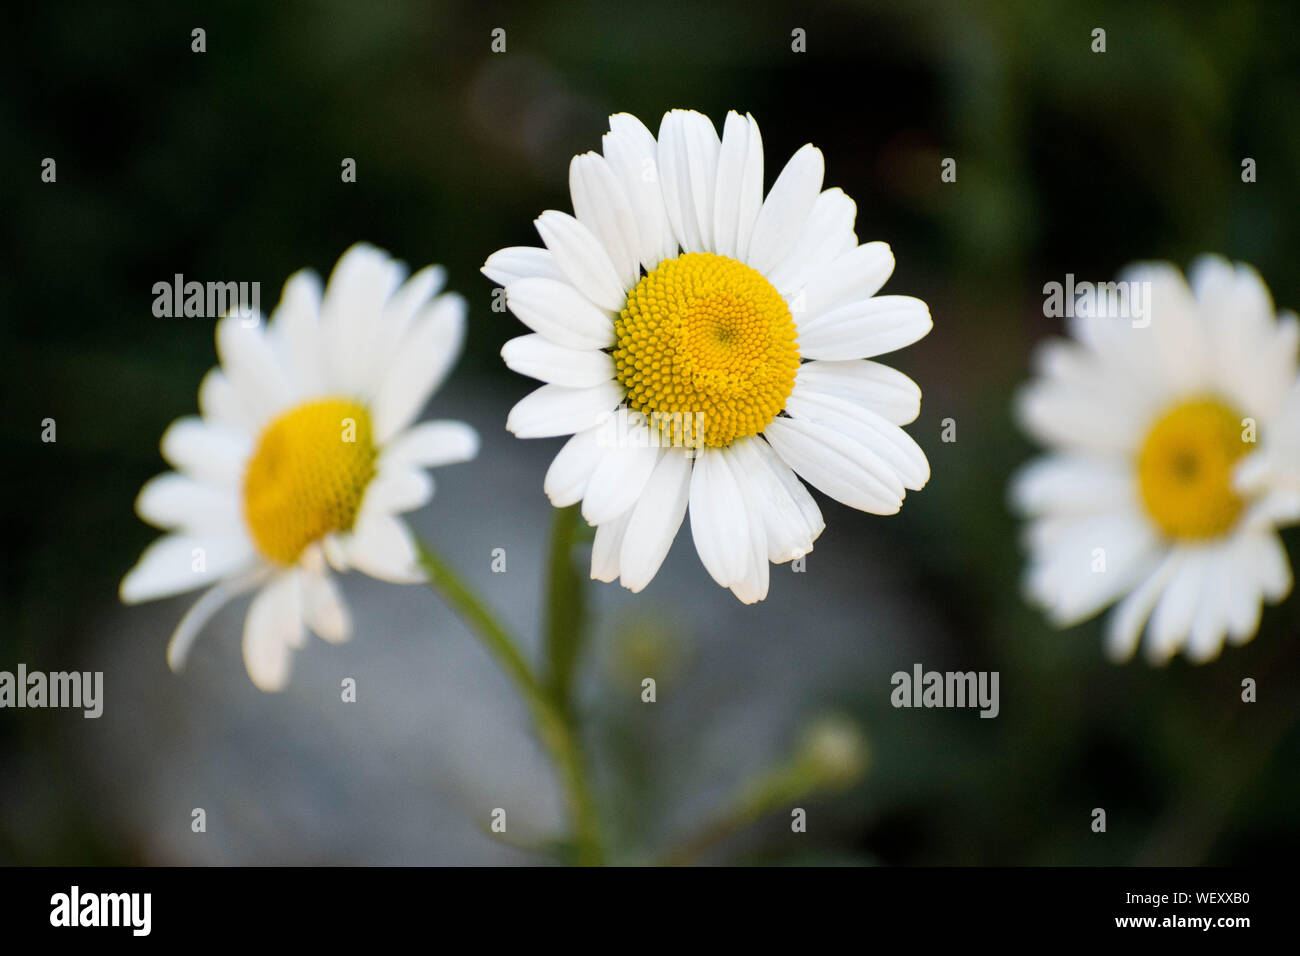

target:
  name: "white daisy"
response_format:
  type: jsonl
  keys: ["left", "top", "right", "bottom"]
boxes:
{"left": 485, "top": 109, "right": 932, "bottom": 603}
{"left": 120, "top": 244, "right": 478, "bottom": 690}
{"left": 1012, "top": 256, "right": 1300, "bottom": 664}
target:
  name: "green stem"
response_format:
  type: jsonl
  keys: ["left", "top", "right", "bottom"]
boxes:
{"left": 658, "top": 720, "right": 867, "bottom": 865}
{"left": 543, "top": 505, "right": 587, "bottom": 708}
{"left": 658, "top": 762, "right": 818, "bottom": 866}
{"left": 415, "top": 538, "right": 604, "bottom": 865}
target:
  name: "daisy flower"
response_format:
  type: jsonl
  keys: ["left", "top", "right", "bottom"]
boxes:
{"left": 120, "top": 244, "right": 478, "bottom": 690}
{"left": 1012, "top": 256, "right": 1300, "bottom": 664}
{"left": 485, "top": 109, "right": 932, "bottom": 603}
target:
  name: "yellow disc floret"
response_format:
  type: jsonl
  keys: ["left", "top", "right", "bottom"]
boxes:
{"left": 1137, "top": 397, "right": 1251, "bottom": 540}
{"left": 613, "top": 252, "right": 800, "bottom": 448}
{"left": 243, "top": 398, "right": 377, "bottom": 565}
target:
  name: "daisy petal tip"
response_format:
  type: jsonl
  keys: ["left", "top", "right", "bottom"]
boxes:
{"left": 1102, "top": 638, "right": 1136, "bottom": 666}
{"left": 543, "top": 489, "right": 574, "bottom": 509}
{"left": 730, "top": 585, "right": 767, "bottom": 605}
{"left": 117, "top": 573, "right": 143, "bottom": 606}
{"left": 461, "top": 428, "right": 482, "bottom": 463}
{"left": 248, "top": 670, "right": 289, "bottom": 694}
{"left": 165, "top": 640, "right": 188, "bottom": 675}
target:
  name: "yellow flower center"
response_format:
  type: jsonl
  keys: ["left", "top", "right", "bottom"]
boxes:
{"left": 613, "top": 252, "right": 800, "bottom": 448}
{"left": 243, "top": 398, "right": 377, "bottom": 565}
{"left": 1136, "top": 398, "right": 1250, "bottom": 540}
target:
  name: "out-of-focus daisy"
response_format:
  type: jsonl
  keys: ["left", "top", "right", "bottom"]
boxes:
{"left": 485, "top": 109, "right": 932, "bottom": 603}
{"left": 1012, "top": 256, "right": 1300, "bottom": 663}
{"left": 121, "top": 244, "right": 478, "bottom": 690}
{"left": 1237, "top": 378, "right": 1300, "bottom": 507}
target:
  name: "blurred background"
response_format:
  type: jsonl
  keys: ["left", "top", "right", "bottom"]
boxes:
{"left": 3, "top": 0, "right": 1299, "bottom": 865}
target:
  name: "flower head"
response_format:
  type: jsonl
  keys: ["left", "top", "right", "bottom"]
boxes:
{"left": 487, "top": 109, "right": 932, "bottom": 603}
{"left": 1012, "top": 256, "right": 1299, "bottom": 663}
{"left": 121, "top": 244, "right": 478, "bottom": 690}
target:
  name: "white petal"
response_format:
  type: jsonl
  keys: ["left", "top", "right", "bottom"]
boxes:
{"left": 784, "top": 387, "right": 930, "bottom": 490}
{"left": 505, "top": 382, "right": 623, "bottom": 439}
{"left": 797, "top": 295, "right": 932, "bottom": 361}
{"left": 366, "top": 265, "right": 448, "bottom": 393}
{"left": 1112, "top": 262, "right": 1211, "bottom": 398}
{"left": 1146, "top": 549, "right": 1207, "bottom": 664}
{"left": 712, "top": 111, "right": 764, "bottom": 260}
{"left": 1224, "top": 586, "right": 1262, "bottom": 646}
{"left": 166, "top": 570, "right": 267, "bottom": 673}
{"left": 1014, "top": 376, "right": 1148, "bottom": 456}
{"left": 298, "top": 542, "right": 326, "bottom": 576}
{"left": 385, "top": 264, "right": 446, "bottom": 323}
{"left": 319, "top": 243, "right": 405, "bottom": 396}
{"left": 379, "top": 420, "right": 479, "bottom": 470}
{"left": 371, "top": 293, "right": 466, "bottom": 443}
{"left": 793, "top": 359, "right": 921, "bottom": 426}
{"left": 505, "top": 277, "right": 615, "bottom": 350}
{"left": 724, "top": 457, "right": 771, "bottom": 605}
{"left": 322, "top": 533, "right": 350, "bottom": 573}
{"left": 267, "top": 270, "right": 327, "bottom": 397}
{"left": 198, "top": 368, "right": 259, "bottom": 434}
{"left": 136, "top": 472, "right": 240, "bottom": 532}
{"left": 603, "top": 114, "right": 677, "bottom": 270}
{"left": 764, "top": 416, "right": 905, "bottom": 514}
{"left": 746, "top": 143, "right": 824, "bottom": 275}
{"left": 1022, "top": 511, "right": 1160, "bottom": 628}
{"left": 501, "top": 333, "right": 616, "bottom": 387}
{"left": 535, "top": 211, "right": 627, "bottom": 312}
{"left": 590, "top": 510, "right": 632, "bottom": 583}
{"left": 1010, "top": 456, "right": 1135, "bottom": 517}
{"left": 160, "top": 417, "right": 251, "bottom": 489}
{"left": 729, "top": 436, "right": 823, "bottom": 562}
{"left": 543, "top": 426, "right": 605, "bottom": 507}
{"left": 242, "top": 573, "right": 303, "bottom": 692}
{"left": 619, "top": 450, "right": 693, "bottom": 592}
{"left": 215, "top": 312, "right": 294, "bottom": 419}
{"left": 657, "top": 109, "right": 721, "bottom": 253}
{"left": 120, "top": 533, "right": 256, "bottom": 603}
{"left": 688, "top": 447, "right": 752, "bottom": 588}
{"left": 758, "top": 437, "right": 825, "bottom": 549}
{"left": 304, "top": 570, "right": 351, "bottom": 644}
{"left": 1254, "top": 530, "right": 1292, "bottom": 602}
{"left": 346, "top": 514, "right": 425, "bottom": 584}
{"left": 581, "top": 422, "right": 662, "bottom": 525}
{"left": 482, "top": 246, "right": 565, "bottom": 287}
{"left": 1105, "top": 550, "right": 1179, "bottom": 662}
{"left": 360, "top": 465, "right": 434, "bottom": 517}
{"left": 795, "top": 242, "right": 895, "bottom": 319}
{"left": 1192, "top": 256, "right": 1274, "bottom": 329}
{"left": 1222, "top": 532, "right": 1265, "bottom": 646}
{"left": 1187, "top": 552, "right": 1230, "bottom": 664}
{"left": 1189, "top": 257, "right": 1291, "bottom": 415}
{"left": 570, "top": 152, "right": 641, "bottom": 290}
{"left": 768, "top": 188, "right": 858, "bottom": 295}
